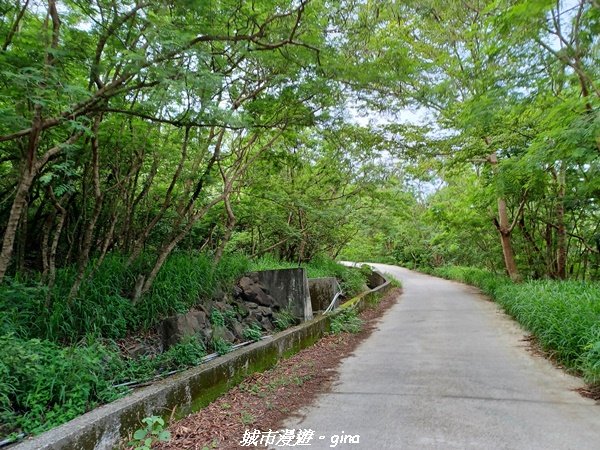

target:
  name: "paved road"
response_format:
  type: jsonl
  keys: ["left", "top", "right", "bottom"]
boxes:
{"left": 283, "top": 264, "right": 600, "bottom": 449}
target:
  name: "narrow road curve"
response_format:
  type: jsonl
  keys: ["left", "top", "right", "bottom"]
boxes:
{"left": 284, "top": 264, "right": 600, "bottom": 449}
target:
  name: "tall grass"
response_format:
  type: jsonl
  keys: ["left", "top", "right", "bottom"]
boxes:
{"left": 430, "top": 266, "right": 600, "bottom": 385}
{"left": 0, "top": 252, "right": 250, "bottom": 343}
{"left": 0, "top": 334, "right": 123, "bottom": 436}
{"left": 1, "top": 252, "right": 363, "bottom": 344}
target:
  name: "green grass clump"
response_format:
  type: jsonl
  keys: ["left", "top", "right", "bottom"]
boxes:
{"left": 0, "top": 334, "right": 208, "bottom": 438}
{"left": 365, "top": 292, "right": 383, "bottom": 307}
{"left": 242, "top": 323, "right": 262, "bottom": 342}
{"left": 212, "top": 337, "right": 232, "bottom": 356}
{"left": 494, "top": 280, "right": 600, "bottom": 383}
{"left": 330, "top": 307, "right": 363, "bottom": 334}
{"left": 273, "top": 308, "right": 298, "bottom": 331}
{"left": 431, "top": 266, "right": 508, "bottom": 296}
{"left": 210, "top": 309, "right": 226, "bottom": 327}
{"left": 386, "top": 274, "right": 402, "bottom": 289}
{"left": 431, "top": 265, "right": 600, "bottom": 385}
{"left": 153, "top": 337, "right": 207, "bottom": 371}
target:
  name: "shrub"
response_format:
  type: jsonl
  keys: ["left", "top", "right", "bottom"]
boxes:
{"left": 242, "top": 324, "right": 262, "bottom": 342}
{"left": 210, "top": 309, "right": 225, "bottom": 327}
{"left": 0, "top": 334, "right": 122, "bottom": 436}
{"left": 212, "top": 337, "right": 232, "bottom": 356}
{"left": 330, "top": 308, "right": 363, "bottom": 334}
{"left": 273, "top": 309, "right": 297, "bottom": 331}
{"left": 128, "top": 416, "right": 171, "bottom": 449}
{"left": 155, "top": 337, "right": 206, "bottom": 371}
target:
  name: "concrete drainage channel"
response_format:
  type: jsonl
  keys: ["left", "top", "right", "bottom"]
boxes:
{"left": 12, "top": 269, "right": 391, "bottom": 450}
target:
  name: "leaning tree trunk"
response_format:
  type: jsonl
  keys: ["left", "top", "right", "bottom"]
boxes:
{"left": 496, "top": 197, "right": 521, "bottom": 282}
{"left": 214, "top": 193, "right": 236, "bottom": 265}
{"left": 0, "top": 0, "right": 62, "bottom": 283}
{"left": 133, "top": 194, "right": 226, "bottom": 301}
{"left": 488, "top": 151, "right": 522, "bottom": 282}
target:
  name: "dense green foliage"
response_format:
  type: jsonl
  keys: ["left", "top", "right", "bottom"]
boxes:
{"left": 340, "top": 0, "right": 600, "bottom": 282}
{"left": 1, "top": 1, "right": 596, "bottom": 296}
{"left": 430, "top": 266, "right": 600, "bottom": 385}
{"left": 330, "top": 307, "right": 363, "bottom": 335}
{"left": 0, "top": 253, "right": 248, "bottom": 343}
{"left": 0, "top": 0, "right": 386, "bottom": 297}
{"left": 1, "top": 0, "right": 599, "bottom": 442}
{"left": 0, "top": 335, "right": 121, "bottom": 435}
{"left": 0, "top": 252, "right": 364, "bottom": 346}
{"left": 0, "top": 254, "right": 367, "bottom": 438}
{"left": 0, "top": 332, "right": 210, "bottom": 436}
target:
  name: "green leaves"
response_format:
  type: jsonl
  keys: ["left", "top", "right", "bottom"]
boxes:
{"left": 129, "top": 416, "right": 171, "bottom": 449}
{"left": 494, "top": 0, "right": 555, "bottom": 31}
{"left": 330, "top": 307, "right": 363, "bottom": 334}
{"left": 0, "top": 334, "right": 122, "bottom": 435}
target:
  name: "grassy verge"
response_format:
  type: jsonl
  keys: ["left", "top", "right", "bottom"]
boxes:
{"left": 1, "top": 252, "right": 250, "bottom": 343}
{"left": 426, "top": 266, "right": 600, "bottom": 386}
{"left": 0, "top": 253, "right": 368, "bottom": 440}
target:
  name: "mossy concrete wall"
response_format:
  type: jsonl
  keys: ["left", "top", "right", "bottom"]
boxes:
{"left": 12, "top": 271, "right": 390, "bottom": 450}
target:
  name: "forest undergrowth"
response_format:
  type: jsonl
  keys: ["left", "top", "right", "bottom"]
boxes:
{"left": 0, "top": 254, "right": 366, "bottom": 441}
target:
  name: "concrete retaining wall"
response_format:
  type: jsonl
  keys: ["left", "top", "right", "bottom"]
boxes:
{"left": 367, "top": 270, "right": 387, "bottom": 290}
{"left": 13, "top": 270, "right": 390, "bottom": 450}
{"left": 255, "top": 268, "right": 313, "bottom": 322}
{"left": 308, "top": 277, "right": 340, "bottom": 312}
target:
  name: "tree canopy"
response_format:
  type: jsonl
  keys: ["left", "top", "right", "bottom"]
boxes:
{"left": 0, "top": 0, "right": 599, "bottom": 298}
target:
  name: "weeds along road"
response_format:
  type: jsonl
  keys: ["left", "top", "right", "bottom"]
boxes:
{"left": 283, "top": 264, "right": 600, "bottom": 450}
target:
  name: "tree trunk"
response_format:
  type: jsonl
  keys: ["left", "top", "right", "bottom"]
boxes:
{"left": 127, "top": 127, "right": 192, "bottom": 266}
{"left": 89, "top": 209, "right": 119, "bottom": 277}
{"left": 0, "top": 170, "right": 34, "bottom": 281}
{"left": 214, "top": 194, "right": 236, "bottom": 264}
{"left": 488, "top": 151, "right": 521, "bottom": 282}
{"left": 44, "top": 189, "right": 68, "bottom": 305}
{"left": 134, "top": 194, "right": 226, "bottom": 301}
{"left": 41, "top": 213, "right": 53, "bottom": 279}
{"left": 2, "top": 0, "right": 30, "bottom": 51}
{"left": 555, "top": 162, "right": 567, "bottom": 279}
{"left": 518, "top": 216, "right": 541, "bottom": 278}
{"left": 545, "top": 221, "right": 555, "bottom": 276}
{"left": 69, "top": 116, "right": 104, "bottom": 299}
{"left": 497, "top": 197, "right": 521, "bottom": 282}
{"left": 0, "top": 0, "right": 64, "bottom": 283}
{"left": 15, "top": 197, "right": 29, "bottom": 272}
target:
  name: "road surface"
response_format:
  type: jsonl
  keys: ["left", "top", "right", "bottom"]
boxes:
{"left": 283, "top": 264, "right": 600, "bottom": 449}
